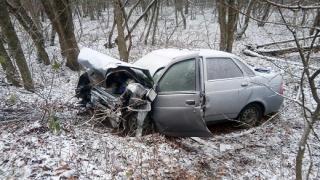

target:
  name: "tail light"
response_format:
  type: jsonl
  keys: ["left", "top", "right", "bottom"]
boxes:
{"left": 279, "top": 81, "right": 284, "bottom": 95}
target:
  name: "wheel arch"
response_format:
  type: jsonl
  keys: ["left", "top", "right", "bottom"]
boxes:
{"left": 238, "top": 101, "right": 265, "bottom": 118}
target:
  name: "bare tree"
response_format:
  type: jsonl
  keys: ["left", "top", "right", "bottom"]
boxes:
{"left": 310, "top": 9, "right": 320, "bottom": 35}
{"left": 7, "top": 0, "right": 50, "bottom": 65}
{"left": 113, "top": 0, "right": 129, "bottom": 62}
{"left": 261, "top": 1, "right": 320, "bottom": 179}
{"left": 0, "top": 36, "right": 20, "bottom": 86}
{"left": 218, "top": 0, "right": 238, "bottom": 52}
{"left": 107, "top": 0, "right": 156, "bottom": 60}
{"left": 144, "top": 0, "right": 157, "bottom": 45}
{"left": 151, "top": 0, "right": 160, "bottom": 45}
{"left": 257, "top": 2, "right": 271, "bottom": 27}
{"left": 0, "top": 0, "right": 34, "bottom": 91}
{"left": 236, "top": 0, "right": 255, "bottom": 39}
{"left": 174, "top": 0, "right": 186, "bottom": 29}
{"left": 41, "top": 0, "right": 80, "bottom": 71}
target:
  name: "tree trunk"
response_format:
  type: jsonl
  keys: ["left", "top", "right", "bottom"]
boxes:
{"left": 310, "top": 10, "right": 320, "bottom": 35}
{"left": 88, "top": 0, "right": 95, "bottom": 20}
{"left": 7, "top": 0, "right": 50, "bottom": 65}
{"left": 175, "top": 0, "right": 186, "bottom": 29}
{"left": 140, "top": 0, "right": 148, "bottom": 22}
{"left": 105, "top": 19, "right": 116, "bottom": 48}
{"left": 41, "top": 0, "right": 80, "bottom": 71}
{"left": 21, "top": 0, "right": 43, "bottom": 30}
{"left": 125, "top": 0, "right": 156, "bottom": 40}
{"left": 184, "top": 0, "right": 189, "bottom": 14}
{"left": 41, "top": 0, "right": 66, "bottom": 56}
{"left": 50, "top": 25, "right": 56, "bottom": 46}
{"left": 0, "top": 37, "right": 20, "bottom": 86}
{"left": 218, "top": 0, "right": 227, "bottom": 51}
{"left": 236, "top": 0, "right": 254, "bottom": 40}
{"left": 144, "top": 1, "right": 156, "bottom": 45}
{"left": 218, "top": 0, "right": 238, "bottom": 52}
{"left": 151, "top": 0, "right": 160, "bottom": 45}
{"left": 295, "top": 117, "right": 313, "bottom": 180}
{"left": 257, "top": 3, "right": 271, "bottom": 27}
{"left": 113, "top": 0, "right": 129, "bottom": 62}
{"left": 0, "top": 0, "right": 34, "bottom": 91}
{"left": 226, "top": 0, "right": 237, "bottom": 52}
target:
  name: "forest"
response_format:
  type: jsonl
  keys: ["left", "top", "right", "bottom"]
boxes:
{"left": 1, "top": 0, "right": 320, "bottom": 179}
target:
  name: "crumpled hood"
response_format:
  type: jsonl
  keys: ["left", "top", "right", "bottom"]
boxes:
{"left": 78, "top": 47, "right": 154, "bottom": 88}
{"left": 78, "top": 47, "right": 149, "bottom": 75}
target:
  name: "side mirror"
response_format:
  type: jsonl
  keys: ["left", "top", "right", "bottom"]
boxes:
{"left": 153, "top": 84, "right": 159, "bottom": 92}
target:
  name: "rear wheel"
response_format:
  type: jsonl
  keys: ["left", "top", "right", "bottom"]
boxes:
{"left": 238, "top": 104, "right": 262, "bottom": 128}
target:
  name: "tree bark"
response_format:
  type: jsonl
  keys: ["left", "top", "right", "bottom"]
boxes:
{"left": 7, "top": 0, "right": 50, "bottom": 65}
{"left": 226, "top": 0, "right": 237, "bottom": 52}
{"left": 218, "top": 0, "right": 238, "bottom": 52}
{"left": 41, "top": 0, "right": 80, "bottom": 71}
{"left": 105, "top": 19, "right": 116, "bottom": 48}
{"left": 184, "top": 0, "right": 189, "bottom": 14}
{"left": 0, "top": 0, "right": 34, "bottom": 91}
{"left": 140, "top": 0, "right": 148, "bottom": 22}
{"left": 125, "top": 0, "right": 156, "bottom": 39}
{"left": 175, "top": 0, "right": 186, "bottom": 29}
{"left": 41, "top": 0, "right": 66, "bottom": 56}
{"left": 218, "top": 0, "right": 227, "bottom": 51}
{"left": 151, "top": 0, "right": 160, "bottom": 45}
{"left": 0, "top": 37, "right": 20, "bottom": 86}
{"left": 50, "top": 25, "right": 56, "bottom": 46}
{"left": 236, "top": 0, "right": 254, "bottom": 40}
{"left": 144, "top": 1, "right": 156, "bottom": 45}
{"left": 257, "top": 3, "right": 271, "bottom": 27}
{"left": 310, "top": 10, "right": 320, "bottom": 35}
{"left": 113, "top": 0, "right": 129, "bottom": 62}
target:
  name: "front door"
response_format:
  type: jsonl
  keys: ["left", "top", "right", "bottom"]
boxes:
{"left": 152, "top": 58, "right": 212, "bottom": 137}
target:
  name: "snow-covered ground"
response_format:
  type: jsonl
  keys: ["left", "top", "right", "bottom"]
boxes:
{"left": 1, "top": 7, "right": 320, "bottom": 179}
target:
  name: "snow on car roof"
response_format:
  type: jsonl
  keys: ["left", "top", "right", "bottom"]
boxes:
{"left": 134, "top": 48, "right": 237, "bottom": 76}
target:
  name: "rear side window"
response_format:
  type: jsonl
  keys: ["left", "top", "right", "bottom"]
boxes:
{"left": 206, "top": 58, "right": 243, "bottom": 80}
{"left": 158, "top": 59, "right": 196, "bottom": 92}
{"left": 234, "top": 58, "right": 255, "bottom": 76}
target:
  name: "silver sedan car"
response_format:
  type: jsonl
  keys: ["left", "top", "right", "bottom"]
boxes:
{"left": 134, "top": 49, "right": 283, "bottom": 136}
{"left": 77, "top": 48, "right": 283, "bottom": 137}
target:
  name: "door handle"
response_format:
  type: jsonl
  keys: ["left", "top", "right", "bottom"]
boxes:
{"left": 241, "top": 82, "right": 248, "bottom": 87}
{"left": 185, "top": 100, "right": 196, "bottom": 106}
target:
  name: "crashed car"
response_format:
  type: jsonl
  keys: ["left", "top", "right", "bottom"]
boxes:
{"left": 76, "top": 48, "right": 284, "bottom": 137}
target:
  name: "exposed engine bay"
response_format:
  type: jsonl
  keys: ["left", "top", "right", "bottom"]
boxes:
{"left": 75, "top": 48, "right": 156, "bottom": 136}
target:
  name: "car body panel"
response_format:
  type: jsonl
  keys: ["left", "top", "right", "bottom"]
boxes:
{"left": 152, "top": 92, "right": 212, "bottom": 137}
{"left": 151, "top": 56, "right": 212, "bottom": 137}
{"left": 202, "top": 57, "right": 253, "bottom": 121}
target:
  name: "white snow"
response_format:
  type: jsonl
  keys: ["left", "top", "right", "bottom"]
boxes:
{"left": 0, "top": 6, "right": 320, "bottom": 179}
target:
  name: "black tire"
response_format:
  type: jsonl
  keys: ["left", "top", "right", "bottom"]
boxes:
{"left": 238, "top": 104, "right": 263, "bottom": 128}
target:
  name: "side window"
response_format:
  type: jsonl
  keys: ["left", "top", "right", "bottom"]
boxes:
{"left": 206, "top": 58, "right": 243, "bottom": 80}
{"left": 158, "top": 59, "right": 196, "bottom": 92}
{"left": 234, "top": 58, "right": 255, "bottom": 76}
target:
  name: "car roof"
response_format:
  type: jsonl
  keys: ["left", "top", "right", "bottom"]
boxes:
{"left": 134, "top": 48, "right": 238, "bottom": 76}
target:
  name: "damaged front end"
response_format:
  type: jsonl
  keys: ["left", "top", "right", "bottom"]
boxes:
{"left": 76, "top": 48, "right": 156, "bottom": 136}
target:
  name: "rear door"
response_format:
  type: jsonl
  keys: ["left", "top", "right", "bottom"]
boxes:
{"left": 204, "top": 57, "right": 252, "bottom": 121}
{"left": 152, "top": 58, "right": 212, "bottom": 137}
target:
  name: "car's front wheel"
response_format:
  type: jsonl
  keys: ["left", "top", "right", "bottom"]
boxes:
{"left": 238, "top": 104, "right": 263, "bottom": 128}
